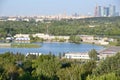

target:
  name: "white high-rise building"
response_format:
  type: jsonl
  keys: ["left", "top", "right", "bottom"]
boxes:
{"left": 109, "top": 5, "right": 116, "bottom": 16}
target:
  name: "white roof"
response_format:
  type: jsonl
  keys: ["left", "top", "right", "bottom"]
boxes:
{"left": 15, "top": 37, "right": 30, "bottom": 40}
{"left": 65, "top": 52, "right": 88, "bottom": 56}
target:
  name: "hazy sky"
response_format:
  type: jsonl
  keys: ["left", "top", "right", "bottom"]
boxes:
{"left": 0, "top": 0, "right": 120, "bottom": 16}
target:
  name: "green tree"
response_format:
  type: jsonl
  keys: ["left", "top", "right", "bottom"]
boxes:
{"left": 57, "top": 64, "right": 82, "bottom": 80}
{"left": 69, "top": 35, "right": 82, "bottom": 43}
{"left": 32, "top": 54, "right": 61, "bottom": 80}
{"left": 92, "top": 52, "right": 120, "bottom": 76}
{"left": 4, "top": 63, "right": 19, "bottom": 80}
{"left": 88, "top": 49, "right": 98, "bottom": 61}
{"left": 87, "top": 72, "right": 120, "bottom": 80}
{"left": 116, "top": 38, "right": 120, "bottom": 46}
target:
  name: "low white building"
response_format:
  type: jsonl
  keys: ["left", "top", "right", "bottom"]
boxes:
{"left": 6, "top": 37, "right": 14, "bottom": 42}
{"left": 35, "top": 18, "right": 44, "bottom": 22}
{"left": 26, "top": 52, "right": 42, "bottom": 57}
{"left": 23, "top": 18, "right": 29, "bottom": 22}
{"left": 89, "top": 25, "right": 95, "bottom": 28}
{"left": 33, "top": 33, "right": 70, "bottom": 41}
{"left": 14, "top": 33, "right": 70, "bottom": 42}
{"left": 33, "top": 33, "right": 50, "bottom": 40}
{"left": 98, "top": 40, "right": 109, "bottom": 45}
{"left": 65, "top": 52, "right": 90, "bottom": 59}
{"left": 80, "top": 35, "right": 95, "bottom": 43}
{"left": 14, "top": 34, "right": 30, "bottom": 43}
{"left": 80, "top": 35, "right": 94, "bottom": 41}
{"left": 7, "top": 17, "right": 17, "bottom": 21}
{"left": 15, "top": 37, "right": 30, "bottom": 43}
{"left": 14, "top": 34, "right": 29, "bottom": 38}
{"left": 55, "top": 36, "right": 69, "bottom": 40}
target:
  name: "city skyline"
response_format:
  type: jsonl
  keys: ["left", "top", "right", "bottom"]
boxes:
{"left": 95, "top": 4, "right": 119, "bottom": 17}
{"left": 0, "top": 0, "right": 120, "bottom": 16}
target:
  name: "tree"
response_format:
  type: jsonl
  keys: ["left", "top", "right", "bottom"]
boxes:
{"left": 5, "top": 63, "right": 19, "bottom": 80}
{"left": 116, "top": 38, "right": 120, "bottom": 46}
{"left": 88, "top": 49, "right": 98, "bottom": 61}
{"left": 0, "top": 52, "right": 25, "bottom": 80}
{"left": 32, "top": 54, "right": 61, "bottom": 80}
{"left": 81, "top": 60, "right": 96, "bottom": 80}
{"left": 87, "top": 72, "right": 120, "bottom": 80}
{"left": 92, "top": 52, "right": 120, "bottom": 76}
{"left": 69, "top": 35, "right": 82, "bottom": 43}
{"left": 57, "top": 64, "right": 82, "bottom": 80}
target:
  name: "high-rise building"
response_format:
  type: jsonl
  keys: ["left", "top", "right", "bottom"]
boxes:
{"left": 115, "top": 12, "right": 119, "bottom": 16}
{"left": 101, "top": 7, "right": 104, "bottom": 17}
{"left": 103, "top": 7, "right": 109, "bottom": 17}
{"left": 94, "top": 4, "right": 118, "bottom": 17}
{"left": 109, "top": 5, "right": 116, "bottom": 16}
{"left": 94, "top": 5, "right": 98, "bottom": 17}
{"left": 94, "top": 5, "right": 102, "bottom": 17}
{"left": 98, "top": 6, "right": 102, "bottom": 17}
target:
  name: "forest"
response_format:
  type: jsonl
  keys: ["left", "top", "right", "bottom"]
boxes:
{"left": 0, "top": 51, "right": 120, "bottom": 80}
{"left": 0, "top": 17, "right": 120, "bottom": 38}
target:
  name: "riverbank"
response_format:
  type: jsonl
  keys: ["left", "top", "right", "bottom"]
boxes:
{"left": 81, "top": 42, "right": 107, "bottom": 47}
{"left": 0, "top": 42, "right": 104, "bottom": 54}
{"left": 0, "top": 43, "right": 11, "bottom": 48}
{"left": 11, "top": 43, "right": 40, "bottom": 48}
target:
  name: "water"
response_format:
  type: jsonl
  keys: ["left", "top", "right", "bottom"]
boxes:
{"left": 0, "top": 42, "right": 104, "bottom": 55}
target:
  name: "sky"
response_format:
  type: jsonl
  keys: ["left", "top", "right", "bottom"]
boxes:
{"left": 0, "top": 0, "right": 120, "bottom": 16}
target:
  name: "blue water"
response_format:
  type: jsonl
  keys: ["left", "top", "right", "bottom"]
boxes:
{"left": 0, "top": 42, "right": 104, "bottom": 55}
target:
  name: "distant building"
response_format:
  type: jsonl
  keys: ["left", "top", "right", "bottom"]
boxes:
{"left": 33, "top": 33, "right": 69, "bottom": 41}
{"left": 103, "top": 7, "right": 109, "bottom": 17}
{"left": 115, "top": 12, "right": 119, "bottom": 16}
{"left": 65, "top": 52, "right": 90, "bottom": 59}
{"left": 6, "top": 37, "right": 14, "bottom": 43}
{"left": 26, "top": 52, "right": 42, "bottom": 57}
{"left": 109, "top": 5, "right": 116, "bottom": 16}
{"left": 94, "top": 5, "right": 98, "bottom": 17}
{"left": 35, "top": 18, "right": 44, "bottom": 22}
{"left": 98, "top": 40, "right": 109, "bottom": 45}
{"left": 94, "top": 4, "right": 118, "bottom": 17}
{"left": 72, "top": 13, "right": 79, "bottom": 17}
{"left": 14, "top": 34, "right": 29, "bottom": 38}
{"left": 14, "top": 34, "right": 30, "bottom": 43}
{"left": 32, "top": 33, "right": 50, "bottom": 40}
{"left": 80, "top": 35, "right": 94, "bottom": 42}
{"left": 89, "top": 25, "right": 95, "bottom": 28}
{"left": 7, "top": 17, "right": 17, "bottom": 21}
{"left": 98, "top": 6, "right": 102, "bottom": 17}
{"left": 23, "top": 18, "right": 29, "bottom": 22}
{"left": 15, "top": 37, "right": 30, "bottom": 43}
{"left": 99, "top": 46, "right": 120, "bottom": 59}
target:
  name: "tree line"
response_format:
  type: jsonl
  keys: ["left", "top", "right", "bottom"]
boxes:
{"left": 0, "top": 17, "right": 120, "bottom": 39}
{"left": 0, "top": 51, "right": 120, "bottom": 80}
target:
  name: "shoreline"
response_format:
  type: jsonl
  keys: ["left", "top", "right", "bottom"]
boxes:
{"left": 0, "top": 41, "right": 107, "bottom": 47}
{"left": 38, "top": 41, "right": 107, "bottom": 47}
{"left": 0, "top": 42, "right": 105, "bottom": 55}
{"left": 0, "top": 43, "right": 11, "bottom": 48}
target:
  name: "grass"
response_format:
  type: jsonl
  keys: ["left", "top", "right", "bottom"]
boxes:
{"left": 11, "top": 43, "right": 40, "bottom": 48}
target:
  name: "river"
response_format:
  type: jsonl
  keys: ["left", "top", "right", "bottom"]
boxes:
{"left": 0, "top": 42, "right": 104, "bottom": 55}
